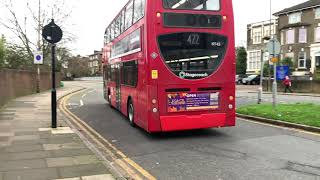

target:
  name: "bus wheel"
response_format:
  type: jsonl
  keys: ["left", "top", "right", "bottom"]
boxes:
{"left": 107, "top": 92, "right": 112, "bottom": 107}
{"left": 128, "top": 100, "right": 135, "bottom": 127}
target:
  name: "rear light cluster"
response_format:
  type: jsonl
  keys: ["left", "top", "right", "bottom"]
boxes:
{"left": 152, "top": 99, "right": 158, "bottom": 113}
{"left": 228, "top": 96, "right": 234, "bottom": 110}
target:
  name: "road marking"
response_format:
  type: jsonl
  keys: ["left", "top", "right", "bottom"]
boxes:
{"left": 87, "top": 90, "right": 96, "bottom": 94}
{"left": 239, "top": 118, "right": 320, "bottom": 137}
{"left": 59, "top": 90, "right": 156, "bottom": 180}
{"left": 80, "top": 100, "right": 84, "bottom": 107}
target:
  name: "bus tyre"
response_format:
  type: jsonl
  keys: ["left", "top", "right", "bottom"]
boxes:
{"left": 107, "top": 93, "right": 112, "bottom": 107}
{"left": 128, "top": 100, "right": 135, "bottom": 127}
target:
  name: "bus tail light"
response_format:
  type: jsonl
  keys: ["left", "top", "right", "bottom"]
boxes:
{"left": 223, "top": 16, "right": 227, "bottom": 21}
{"left": 229, "top": 96, "right": 234, "bottom": 101}
{"left": 156, "top": 12, "right": 161, "bottom": 24}
{"left": 228, "top": 104, "right": 233, "bottom": 110}
{"left": 152, "top": 108, "right": 158, "bottom": 113}
{"left": 152, "top": 99, "right": 157, "bottom": 104}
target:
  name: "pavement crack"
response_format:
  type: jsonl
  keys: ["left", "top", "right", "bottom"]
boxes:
{"left": 189, "top": 146, "right": 248, "bottom": 160}
{"left": 284, "top": 161, "right": 320, "bottom": 177}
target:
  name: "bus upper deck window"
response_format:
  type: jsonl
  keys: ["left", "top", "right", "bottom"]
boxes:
{"left": 163, "top": 0, "right": 220, "bottom": 11}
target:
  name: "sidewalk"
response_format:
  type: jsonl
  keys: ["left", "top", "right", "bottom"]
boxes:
{"left": 0, "top": 87, "right": 114, "bottom": 180}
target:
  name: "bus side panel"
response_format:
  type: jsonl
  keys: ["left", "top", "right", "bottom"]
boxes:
{"left": 135, "top": 26, "right": 149, "bottom": 130}
{"left": 145, "top": 0, "right": 162, "bottom": 132}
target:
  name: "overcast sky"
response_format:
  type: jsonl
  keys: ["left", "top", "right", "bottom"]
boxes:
{"left": 0, "top": 0, "right": 307, "bottom": 56}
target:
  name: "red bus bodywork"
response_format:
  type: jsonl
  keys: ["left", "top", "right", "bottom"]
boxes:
{"left": 103, "top": 0, "right": 236, "bottom": 133}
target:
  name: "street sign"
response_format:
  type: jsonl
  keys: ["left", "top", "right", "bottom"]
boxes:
{"left": 267, "top": 38, "right": 281, "bottom": 56}
{"left": 276, "top": 66, "right": 289, "bottom": 80}
{"left": 33, "top": 51, "right": 43, "bottom": 65}
{"left": 270, "top": 57, "right": 279, "bottom": 63}
{"left": 42, "top": 19, "right": 63, "bottom": 44}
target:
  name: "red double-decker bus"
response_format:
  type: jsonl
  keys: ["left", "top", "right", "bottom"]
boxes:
{"left": 102, "top": 0, "right": 236, "bottom": 132}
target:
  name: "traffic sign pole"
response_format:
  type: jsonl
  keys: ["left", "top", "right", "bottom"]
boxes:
{"left": 42, "top": 19, "right": 63, "bottom": 129}
{"left": 272, "top": 38, "right": 278, "bottom": 109}
{"left": 258, "top": 50, "right": 264, "bottom": 104}
{"left": 267, "top": 37, "right": 281, "bottom": 109}
{"left": 51, "top": 44, "right": 57, "bottom": 128}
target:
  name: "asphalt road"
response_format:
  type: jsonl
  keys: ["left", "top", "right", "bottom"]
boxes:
{"left": 65, "top": 81, "right": 320, "bottom": 180}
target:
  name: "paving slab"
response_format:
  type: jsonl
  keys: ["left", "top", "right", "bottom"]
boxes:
{"left": 49, "top": 148, "right": 94, "bottom": 158}
{"left": 82, "top": 174, "right": 114, "bottom": 180}
{"left": 4, "top": 144, "right": 43, "bottom": 153}
{"left": 55, "top": 177, "right": 80, "bottom": 180}
{"left": 46, "top": 157, "right": 75, "bottom": 167}
{"left": 0, "top": 159, "right": 47, "bottom": 171}
{"left": 58, "top": 163, "right": 108, "bottom": 179}
{"left": 11, "top": 139, "right": 44, "bottom": 145}
{"left": 0, "top": 137, "right": 9, "bottom": 142}
{"left": 0, "top": 132, "right": 14, "bottom": 137}
{"left": 43, "top": 142, "right": 86, "bottom": 151}
{"left": 0, "top": 117, "right": 14, "bottom": 121}
{"left": 0, "top": 151, "right": 51, "bottom": 161}
{"left": 11, "top": 135, "right": 40, "bottom": 141}
{"left": 46, "top": 155, "right": 99, "bottom": 168}
{"left": 3, "top": 168, "right": 59, "bottom": 180}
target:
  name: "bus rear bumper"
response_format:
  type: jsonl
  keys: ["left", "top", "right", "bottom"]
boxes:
{"left": 160, "top": 113, "right": 230, "bottom": 132}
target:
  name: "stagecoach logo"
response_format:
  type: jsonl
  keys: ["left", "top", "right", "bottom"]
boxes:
{"left": 179, "top": 71, "right": 209, "bottom": 79}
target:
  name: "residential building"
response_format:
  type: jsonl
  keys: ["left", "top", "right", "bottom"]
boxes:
{"left": 274, "top": 0, "right": 320, "bottom": 77}
{"left": 246, "top": 20, "right": 277, "bottom": 74}
{"left": 88, "top": 50, "right": 102, "bottom": 76}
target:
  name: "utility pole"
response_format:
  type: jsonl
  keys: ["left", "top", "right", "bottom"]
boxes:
{"left": 268, "top": 0, "right": 272, "bottom": 91}
{"left": 36, "top": 0, "right": 41, "bottom": 93}
{"left": 258, "top": 49, "right": 264, "bottom": 104}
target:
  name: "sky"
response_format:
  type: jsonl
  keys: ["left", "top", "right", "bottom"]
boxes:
{"left": 0, "top": 0, "right": 308, "bottom": 56}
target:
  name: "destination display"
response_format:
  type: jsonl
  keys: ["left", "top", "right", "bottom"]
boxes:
{"left": 167, "top": 92, "right": 219, "bottom": 112}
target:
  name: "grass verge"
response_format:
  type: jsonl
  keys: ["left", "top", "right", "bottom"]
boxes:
{"left": 237, "top": 103, "right": 320, "bottom": 128}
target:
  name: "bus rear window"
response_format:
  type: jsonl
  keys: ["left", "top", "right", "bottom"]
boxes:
{"left": 163, "top": 0, "right": 220, "bottom": 11}
{"left": 158, "top": 32, "right": 227, "bottom": 80}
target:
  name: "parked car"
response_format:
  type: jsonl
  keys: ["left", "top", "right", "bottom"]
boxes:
{"left": 236, "top": 74, "right": 247, "bottom": 84}
{"left": 242, "top": 75, "right": 260, "bottom": 85}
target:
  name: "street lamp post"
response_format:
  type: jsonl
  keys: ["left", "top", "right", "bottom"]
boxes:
{"left": 258, "top": 49, "right": 265, "bottom": 104}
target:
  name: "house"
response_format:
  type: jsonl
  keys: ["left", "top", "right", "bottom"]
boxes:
{"left": 274, "top": 0, "right": 320, "bottom": 77}
{"left": 88, "top": 50, "right": 102, "bottom": 76}
{"left": 246, "top": 20, "right": 277, "bottom": 74}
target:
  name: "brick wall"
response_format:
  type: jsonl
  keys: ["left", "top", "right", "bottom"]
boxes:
{"left": 0, "top": 69, "right": 61, "bottom": 107}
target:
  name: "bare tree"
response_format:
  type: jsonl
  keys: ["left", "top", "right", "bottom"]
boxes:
{"left": 0, "top": 0, "right": 75, "bottom": 68}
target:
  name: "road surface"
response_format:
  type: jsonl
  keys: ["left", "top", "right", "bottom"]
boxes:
{"left": 64, "top": 81, "right": 320, "bottom": 180}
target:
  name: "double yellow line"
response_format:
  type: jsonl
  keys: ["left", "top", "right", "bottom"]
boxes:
{"left": 59, "top": 90, "right": 157, "bottom": 180}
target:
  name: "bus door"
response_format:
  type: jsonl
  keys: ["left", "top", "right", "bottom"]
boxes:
{"left": 115, "top": 63, "right": 121, "bottom": 110}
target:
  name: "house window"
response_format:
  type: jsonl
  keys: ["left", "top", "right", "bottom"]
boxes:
{"left": 289, "top": 12, "right": 301, "bottom": 24}
{"left": 298, "top": 52, "right": 306, "bottom": 69}
{"left": 286, "top": 29, "right": 295, "bottom": 44}
{"left": 252, "top": 31, "right": 262, "bottom": 44}
{"left": 316, "top": 56, "right": 320, "bottom": 67}
{"left": 299, "top": 28, "right": 307, "bottom": 43}
{"left": 315, "top": 8, "right": 320, "bottom": 19}
{"left": 315, "top": 27, "right": 320, "bottom": 42}
{"left": 281, "top": 31, "right": 285, "bottom": 44}
{"left": 247, "top": 50, "right": 261, "bottom": 71}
